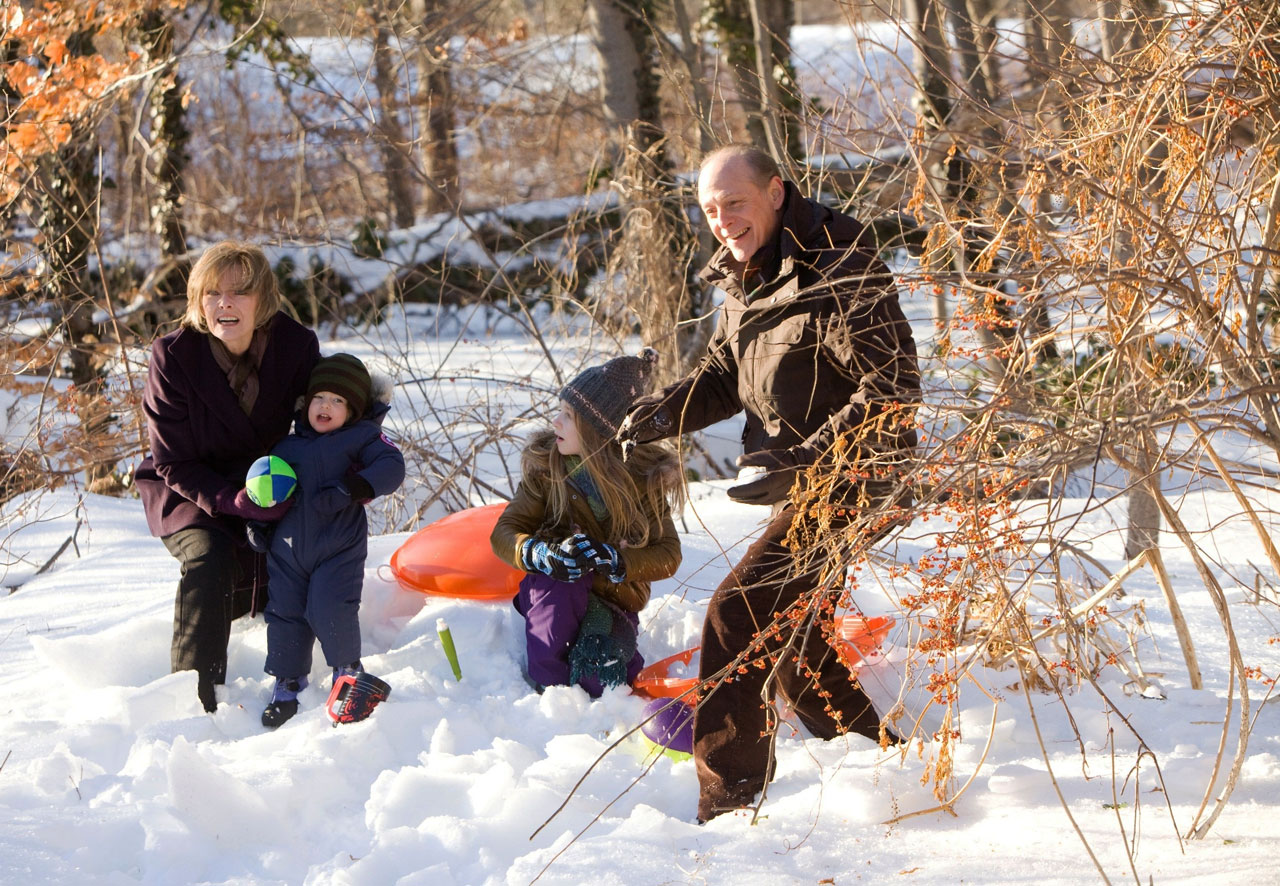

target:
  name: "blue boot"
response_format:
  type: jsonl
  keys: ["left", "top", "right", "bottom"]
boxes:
{"left": 262, "top": 675, "right": 308, "bottom": 729}
{"left": 332, "top": 660, "right": 363, "bottom": 683}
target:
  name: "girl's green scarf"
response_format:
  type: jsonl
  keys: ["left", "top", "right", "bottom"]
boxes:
{"left": 565, "top": 455, "right": 608, "bottom": 521}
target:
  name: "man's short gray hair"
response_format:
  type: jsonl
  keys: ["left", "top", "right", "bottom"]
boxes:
{"left": 699, "top": 144, "right": 782, "bottom": 188}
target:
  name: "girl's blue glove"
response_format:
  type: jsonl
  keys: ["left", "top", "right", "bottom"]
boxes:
{"left": 565, "top": 533, "right": 627, "bottom": 584}
{"left": 520, "top": 537, "right": 587, "bottom": 581}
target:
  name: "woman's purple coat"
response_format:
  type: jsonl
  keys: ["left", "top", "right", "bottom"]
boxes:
{"left": 136, "top": 313, "right": 320, "bottom": 539}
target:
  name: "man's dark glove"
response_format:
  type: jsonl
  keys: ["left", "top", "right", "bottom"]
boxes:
{"left": 245, "top": 520, "right": 273, "bottom": 554}
{"left": 215, "top": 487, "right": 293, "bottom": 521}
{"left": 564, "top": 533, "right": 627, "bottom": 583}
{"left": 519, "top": 537, "right": 588, "bottom": 582}
{"left": 618, "top": 397, "right": 674, "bottom": 461}
{"left": 726, "top": 448, "right": 807, "bottom": 506}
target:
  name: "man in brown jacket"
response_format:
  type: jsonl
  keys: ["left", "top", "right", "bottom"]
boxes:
{"left": 619, "top": 144, "right": 920, "bottom": 822}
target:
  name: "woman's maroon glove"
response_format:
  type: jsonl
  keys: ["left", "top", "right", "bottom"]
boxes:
{"left": 215, "top": 487, "right": 293, "bottom": 521}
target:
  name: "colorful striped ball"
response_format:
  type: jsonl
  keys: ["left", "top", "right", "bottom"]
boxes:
{"left": 245, "top": 455, "right": 297, "bottom": 508}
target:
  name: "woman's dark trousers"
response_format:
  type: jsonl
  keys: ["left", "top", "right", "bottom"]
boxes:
{"left": 163, "top": 526, "right": 263, "bottom": 711}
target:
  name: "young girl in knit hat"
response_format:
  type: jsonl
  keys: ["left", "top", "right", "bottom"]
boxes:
{"left": 490, "top": 348, "right": 684, "bottom": 696}
{"left": 256, "top": 353, "right": 406, "bottom": 727}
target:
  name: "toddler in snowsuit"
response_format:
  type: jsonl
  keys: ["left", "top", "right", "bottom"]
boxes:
{"left": 259, "top": 353, "right": 406, "bottom": 727}
{"left": 490, "top": 348, "right": 684, "bottom": 696}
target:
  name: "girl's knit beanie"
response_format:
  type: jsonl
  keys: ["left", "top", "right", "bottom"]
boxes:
{"left": 560, "top": 347, "right": 658, "bottom": 439}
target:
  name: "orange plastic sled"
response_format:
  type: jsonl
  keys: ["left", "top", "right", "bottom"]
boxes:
{"left": 832, "top": 614, "right": 895, "bottom": 670}
{"left": 634, "top": 615, "right": 895, "bottom": 703}
{"left": 634, "top": 647, "right": 700, "bottom": 702}
{"left": 390, "top": 503, "right": 523, "bottom": 602}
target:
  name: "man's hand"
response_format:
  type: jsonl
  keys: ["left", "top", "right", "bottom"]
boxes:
{"left": 618, "top": 396, "right": 674, "bottom": 460}
{"left": 726, "top": 448, "right": 806, "bottom": 506}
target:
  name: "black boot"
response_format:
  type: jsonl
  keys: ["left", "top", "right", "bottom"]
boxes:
{"left": 197, "top": 676, "right": 218, "bottom": 713}
{"left": 262, "top": 676, "right": 308, "bottom": 728}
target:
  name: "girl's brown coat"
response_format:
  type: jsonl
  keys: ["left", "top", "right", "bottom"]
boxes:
{"left": 490, "top": 430, "right": 682, "bottom": 612}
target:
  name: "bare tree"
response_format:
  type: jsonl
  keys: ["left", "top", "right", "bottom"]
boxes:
{"left": 1098, "top": 0, "right": 1163, "bottom": 63}
{"left": 1, "top": 34, "right": 20, "bottom": 237}
{"left": 585, "top": 0, "right": 709, "bottom": 383}
{"left": 586, "top": 0, "right": 667, "bottom": 165}
{"left": 706, "top": 0, "right": 804, "bottom": 159}
{"left": 942, "top": 0, "right": 997, "bottom": 106}
{"left": 34, "top": 38, "right": 119, "bottom": 492}
{"left": 368, "top": 0, "right": 416, "bottom": 228}
{"left": 138, "top": 9, "right": 189, "bottom": 260}
{"left": 410, "top": 0, "right": 461, "bottom": 213}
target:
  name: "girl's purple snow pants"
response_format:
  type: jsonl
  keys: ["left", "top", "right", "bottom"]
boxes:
{"left": 514, "top": 573, "right": 643, "bottom": 696}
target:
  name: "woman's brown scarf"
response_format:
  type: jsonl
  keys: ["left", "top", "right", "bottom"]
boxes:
{"left": 208, "top": 316, "right": 273, "bottom": 415}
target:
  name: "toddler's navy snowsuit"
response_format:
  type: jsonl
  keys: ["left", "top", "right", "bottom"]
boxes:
{"left": 264, "top": 399, "right": 405, "bottom": 679}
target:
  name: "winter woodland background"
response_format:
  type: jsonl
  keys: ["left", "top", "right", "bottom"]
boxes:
{"left": 4, "top": 1, "right": 1280, "bottom": 884}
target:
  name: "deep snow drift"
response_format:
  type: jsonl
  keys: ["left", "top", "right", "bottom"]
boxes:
{"left": 3, "top": 408, "right": 1279, "bottom": 884}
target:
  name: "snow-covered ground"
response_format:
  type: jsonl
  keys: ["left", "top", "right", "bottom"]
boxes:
{"left": 3, "top": 325, "right": 1280, "bottom": 885}
{"left": 5, "top": 8, "right": 1279, "bottom": 884}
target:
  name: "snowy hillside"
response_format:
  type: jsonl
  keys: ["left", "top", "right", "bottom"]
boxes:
{"left": 3, "top": 326, "right": 1280, "bottom": 884}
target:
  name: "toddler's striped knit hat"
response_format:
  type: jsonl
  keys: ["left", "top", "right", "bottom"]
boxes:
{"left": 308, "top": 353, "right": 371, "bottom": 420}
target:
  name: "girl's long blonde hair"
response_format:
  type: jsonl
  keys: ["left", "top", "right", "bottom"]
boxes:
{"left": 532, "top": 410, "right": 683, "bottom": 547}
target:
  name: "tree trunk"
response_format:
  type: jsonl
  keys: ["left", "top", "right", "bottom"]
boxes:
{"left": 585, "top": 0, "right": 707, "bottom": 384}
{"left": 905, "top": 0, "right": 954, "bottom": 130}
{"left": 905, "top": 0, "right": 958, "bottom": 336}
{"left": 707, "top": 0, "right": 802, "bottom": 161}
{"left": 745, "top": 0, "right": 799, "bottom": 162}
{"left": 138, "top": 10, "right": 188, "bottom": 259}
{"left": 942, "top": 0, "right": 995, "bottom": 106}
{"left": 41, "top": 127, "right": 118, "bottom": 492}
{"left": 971, "top": 0, "right": 1000, "bottom": 100}
{"left": 586, "top": 0, "right": 666, "bottom": 168}
{"left": 411, "top": 0, "right": 459, "bottom": 214}
{"left": 668, "top": 0, "right": 715, "bottom": 158}
{"left": 370, "top": 2, "right": 415, "bottom": 229}
{"left": 35, "top": 28, "right": 118, "bottom": 492}
{"left": 1024, "top": 0, "right": 1074, "bottom": 78}
{"left": 1101, "top": 0, "right": 1165, "bottom": 63}
{"left": 1, "top": 36, "right": 19, "bottom": 236}
{"left": 1123, "top": 430, "right": 1162, "bottom": 560}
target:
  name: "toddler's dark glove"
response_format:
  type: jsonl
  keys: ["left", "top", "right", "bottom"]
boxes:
{"left": 565, "top": 533, "right": 627, "bottom": 584}
{"left": 314, "top": 474, "right": 375, "bottom": 514}
{"left": 245, "top": 520, "right": 273, "bottom": 554}
{"left": 520, "top": 537, "right": 587, "bottom": 581}
{"left": 726, "top": 448, "right": 807, "bottom": 506}
{"left": 343, "top": 470, "right": 375, "bottom": 504}
{"left": 215, "top": 487, "right": 292, "bottom": 521}
{"left": 313, "top": 483, "right": 356, "bottom": 515}
{"left": 618, "top": 397, "right": 674, "bottom": 461}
